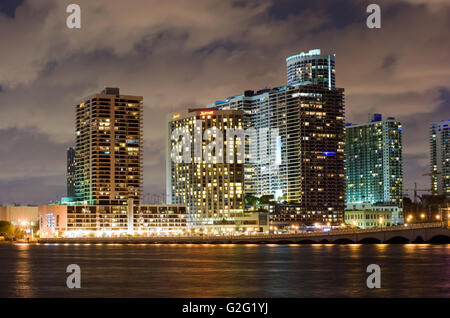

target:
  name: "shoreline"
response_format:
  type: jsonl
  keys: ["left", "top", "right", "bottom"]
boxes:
{"left": 2, "top": 239, "right": 449, "bottom": 245}
{"left": 2, "top": 240, "right": 449, "bottom": 245}
{"left": 1, "top": 224, "right": 448, "bottom": 245}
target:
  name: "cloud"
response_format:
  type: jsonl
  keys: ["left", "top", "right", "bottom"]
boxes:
{"left": 0, "top": 0, "right": 449, "bottom": 203}
{"left": 0, "top": 0, "right": 25, "bottom": 18}
{"left": 0, "top": 127, "right": 68, "bottom": 180}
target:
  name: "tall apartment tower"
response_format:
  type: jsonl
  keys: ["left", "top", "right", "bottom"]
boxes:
{"left": 67, "top": 147, "right": 76, "bottom": 198}
{"left": 430, "top": 120, "right": 450, "bottom": 197}
{"left": 166, "top": 109, "right": 245, "bottom": 226}
{"left": 211, "top": 84, "right": 346, "bottom": 224}
{"left": 75, "top": 87, "right": 143, "bottom": 205}
{"left": 345, "top": 114, "right": 403, "bottom": 207}
{"left": 286, "top": 49, "right": 336, "bottom": 89}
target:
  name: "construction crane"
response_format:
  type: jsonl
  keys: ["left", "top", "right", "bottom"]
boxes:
{"left": 403, "top": 182, "right": 431, "bottom": 204}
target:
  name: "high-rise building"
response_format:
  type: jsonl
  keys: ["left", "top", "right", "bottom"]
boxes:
{"left": 74, "top": 87, "right": 143, "bottom": 205}
{"left": 166, "top": 108, "right": 246, "bottom": 227}
{"left": 286, "top": 49, "right": 336, "bottom": 89}
{"left": 210, "top": 84, "right": 346, "bottom": 224}
{"left": 430, "top": 120, "right": 450, "bottom": 197}
{"left": 345, "top": 114, "right": 403, "bottom": 208}
{"left": 66, "top": 147, "right": 76, "bottom": 198}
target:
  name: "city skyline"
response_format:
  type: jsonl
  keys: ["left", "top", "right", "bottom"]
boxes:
{"left": 1, "top": 0, "right": 450, "bottom": 205}
{"left": 211, "top": 72, "right": 346, "bottom": 221}
{"left": 0, "top": 1, "right": 450, "bottom": 304}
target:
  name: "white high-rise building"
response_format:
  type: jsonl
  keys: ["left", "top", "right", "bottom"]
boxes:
{"left": 210, "top": 84, "right": 346, "bottom": 224}
{"left": 286, "top": 49, "right": 336, "bottom": 89}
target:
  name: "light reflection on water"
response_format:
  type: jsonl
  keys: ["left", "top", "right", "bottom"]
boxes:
{"left": 11, "top": 243, "right": 35, "bottom": 298}
{"left": 0, "top": 243, "right": 448, "bottom": 298}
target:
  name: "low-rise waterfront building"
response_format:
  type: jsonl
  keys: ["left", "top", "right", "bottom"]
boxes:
{"left": 267, "top": 203, "right": 335, "bottom": 229}
{"left": 442, "top": 206, "right": 450, "bottom": 228}
{"left": 39, "top": 201, "right": 188, "bottom": 238}
{"left": 0, "top": 205, "right": 39, "bottom": 227}
{"left": 344, "top": 203, "right": 394, "bottom": 229}
{"left": 346, "top": 202, "right": 403, "bottom": 225}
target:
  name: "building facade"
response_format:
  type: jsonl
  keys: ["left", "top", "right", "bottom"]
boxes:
{"left": 345, "top": 114, "right": 403, "bottom": 208}
{"left": 344, "top": 209, "right": 392, "bottom": 229}
{"left": 346, "top": 202, "right": 403, "bottom": 225}
{"left": 268, "top": 203, "right": 334, "bottom": 229}
{"left": 167, "top": 108, "right": 248, "bottom": 228}
{"left": 286, "top": 49, "right": 336, "bottom": 89}
{"left": 67, "top": 147, "right": 76, "bottom": 198}
{"left": 74, "top": 87, "right": 143, "bottom": 205}
{"left": 210, "top": 84, "right": 346, "bottom": 224}
{"left": 0, "top": 205, "right": 39, "bottom": 226}
{"left": 442, "top": 206, "right": 450, "bottom": 228}
{"left": 430, "top": 120, "right": 450, "bottom": 197}
{"left": 38, "top": 202, "right": 188, "bottom": 238}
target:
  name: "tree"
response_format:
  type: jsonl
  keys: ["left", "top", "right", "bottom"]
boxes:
{"left": 244, "top": 195, "right": 259, "bottom": 206}
{"left": 0, "top": 221, "right": 15, "bottom": 238}
{"left": 278, "top": 193, "right": 287, "bottom": 203}
{"left": 259, "top": 195, "right": 275, "bottom": 205}
{"left": 14, "top": 227, "right": 25, "bottom": 239}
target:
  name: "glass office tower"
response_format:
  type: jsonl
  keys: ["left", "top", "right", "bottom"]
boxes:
{"left": 430, "top": 120, "right": 450, "bottom": 197}
{"left": 345, "top": 114, "right": 403, "bottom": 207}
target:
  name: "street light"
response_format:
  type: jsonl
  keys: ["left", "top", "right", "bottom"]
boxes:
{"left": 379, "top": 217, "right": 384, "bottom": 229}
{"left": 291, "top": 224, "right": 297, "bottom": 233}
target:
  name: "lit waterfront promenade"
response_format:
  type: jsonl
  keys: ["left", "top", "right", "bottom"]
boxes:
{"left": 38, "top": 223, "right": 450, "bottom": 244}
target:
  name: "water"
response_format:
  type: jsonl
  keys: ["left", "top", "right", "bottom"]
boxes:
{"left": 0, "top": 243, "right": 448, "bottom": 298}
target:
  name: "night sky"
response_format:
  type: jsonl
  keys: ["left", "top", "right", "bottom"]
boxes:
{"left": 0, "top": 0, "right": 449, "bottom": 204}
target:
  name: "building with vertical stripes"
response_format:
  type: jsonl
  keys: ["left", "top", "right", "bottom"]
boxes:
{"left": 430, "top": 120, "right": 450, "bottom": 197}
{"left": 286, "top": 49, "right": 336, "bottom": 89}
{"left": 210, "top": 84, "right": 346, "bottom": 225}
{"left": 167, "top": 109, "right": 246, "bottom": 228}
{"left": 66, "top": 147, "right": 76, "bottom": 198}
{"left": 345, "top": 114, "right": 403, "bottom": 209}
{"left": 74, "top": 87, "right": 143, "bottom": 205}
